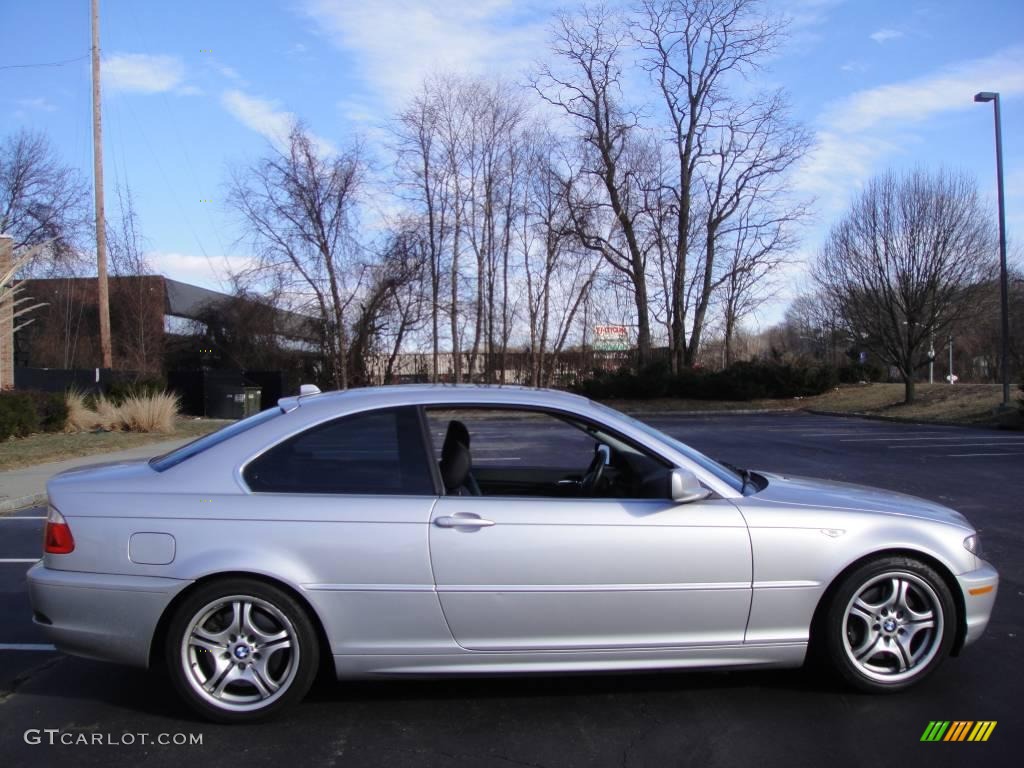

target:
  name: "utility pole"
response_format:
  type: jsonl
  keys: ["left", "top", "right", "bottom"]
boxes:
{"left": 92, "top": 0, "right": 112, "bottom": 368}
{"left": 928, "top": 332, "right": 935, "bottom": 385}
{"left": 974, "top": 92, "right": 1012, "bottom": 407}
{"left": 948, "top": 334, "right": 955, "bottom": 385}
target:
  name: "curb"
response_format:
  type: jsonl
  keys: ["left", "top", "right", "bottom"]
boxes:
{"left": 0, "top": 493, "right": 48, "bottom": 515}
{"left": 623, "top": 408, "right": 800, "bottom": 417}
{"left": 802, "top": 409, "right": 996, "bottom": 429}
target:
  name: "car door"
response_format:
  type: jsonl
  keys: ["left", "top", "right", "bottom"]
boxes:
{"left": 427, "top": 407, "right": 752, "bottom": 652}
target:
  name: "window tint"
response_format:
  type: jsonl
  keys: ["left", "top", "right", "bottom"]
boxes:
{"left": 151, "top": 407, "right": 282, "bottom": 472}
{"left": 244, "top": 406, "right": 435, "bottom": 495}
{"left": 425, "top": 407, "right": 671, "bottom": 499}
{"left": 426, "top": 408, "right": 595, "bottom": 467}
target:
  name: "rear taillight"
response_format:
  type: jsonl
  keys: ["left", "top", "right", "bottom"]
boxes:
{"left": 44, "top": 506, "right": 75, "bottom": 555}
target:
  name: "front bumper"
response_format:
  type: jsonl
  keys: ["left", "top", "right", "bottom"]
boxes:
{"left": 956, "top": 562, "right": 999, "bottom": 648}
{"left": 27, "top": 562, "right": 191, "bottom": 668}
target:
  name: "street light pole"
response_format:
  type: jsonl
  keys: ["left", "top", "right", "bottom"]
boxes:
{"left": 974, "top": 91, "right": 1011, "bottom": 407}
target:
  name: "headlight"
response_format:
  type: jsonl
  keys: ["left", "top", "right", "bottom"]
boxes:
{"left": 963, "top": 534, "right": 982, "bottom": 556}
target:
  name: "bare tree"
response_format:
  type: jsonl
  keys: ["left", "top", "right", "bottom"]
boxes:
{"left": 533, "top": 5, "right": 655, "bottom": 364}
{"left": 395, "top": 82, "right": 453, "bottom": 382}
{"left": 227, "top": 124, "right": 366, "bottom": 389}
{"left": 348, "top": 227, "right": 429, "bottom": 386}
{"left": 717, "top": 175, "right": 807, "bottom": 365}
{"left": 0, "top": 129, "right": 90, "bottom": 275}
{"left": 814, "top": 169, "right": 995, "bottom": 404}
{"left": 107, "top": 183, "right": 162, "bottom": 373}
{"left": 519, "top": 129, "right": 600, "bottom": 386}
{"left": 632, "top": 0, "right": 803, "bottom": 369}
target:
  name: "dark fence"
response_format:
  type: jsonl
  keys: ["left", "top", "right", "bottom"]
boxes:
{"left": 167, "top": 370, "right": 285, "bottom": 418}
{"left": 14, "top": 367, "right": 140, "bottom": 394}
{"left": 14, "top": 367, "right": 288, "bottom": 419}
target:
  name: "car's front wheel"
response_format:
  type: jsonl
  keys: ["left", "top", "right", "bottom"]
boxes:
{"left": 822, "top": 556, "right": 956, "bottom": 692}
{"left": 165, "top": 579, "right": 319, "bottom": 723}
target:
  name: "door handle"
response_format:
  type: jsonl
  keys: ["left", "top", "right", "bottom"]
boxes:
{"left": 434, "top": 515, "right": 495, "bottom": 529}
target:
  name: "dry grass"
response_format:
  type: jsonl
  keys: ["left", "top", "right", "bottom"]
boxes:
{"left": 116, "top": 392, "right": 179, "bottom": 433}
{"left": 802, "top": 383, "right": 1007, "bottom": 424}
{"left": 0, "top": 418, "right": 231, "bottom": 471}
{"left": 64, "top": 389, "right": 101, "bottom": 432}
{"left": 610, "top": 383, "right": 1011, "bottom": 426}
{"left": 93, "top": 394, "right": 123, "bottom": 431}
{"left": 64, "top": 390, "right": 182, "bottom": 434}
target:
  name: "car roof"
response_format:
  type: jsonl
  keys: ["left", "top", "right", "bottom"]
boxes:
{"left": 280, "top": 383, "right": 593, "bottom": 415}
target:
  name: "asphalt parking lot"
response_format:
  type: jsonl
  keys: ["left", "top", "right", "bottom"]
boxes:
{"left": 0, "top": 412, "right": 1020, "bottom": 767}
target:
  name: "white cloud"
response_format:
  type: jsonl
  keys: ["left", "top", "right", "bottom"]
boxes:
{"left": 797, "top": 45, "right": 1024, "bottom": 214}
{"left": 103, "top": 53, "right": 191, "bottom": 94}
{"left": 221, "top": 89, "right": 337, "bottom": 156}
{"left": 780, "top": 0, "right": 846, "bottom": 30}
{"left": 145, "top": 251, "right": 256, "bottom": 291}
{"left": 869, "top": 28, "right": 904, "bottom": 44}
{"left": 300, "top": 0, "right": 555, "bottom": 104}
{"left": 823, "top": 45, "right": 1024, "bottom": 133}
{"left": 17, "top": 97, "right": 57, "bottom": 112}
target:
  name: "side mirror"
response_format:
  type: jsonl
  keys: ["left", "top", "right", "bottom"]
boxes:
{"left": 670, "top": 468, "right": 711, "bottom": 504}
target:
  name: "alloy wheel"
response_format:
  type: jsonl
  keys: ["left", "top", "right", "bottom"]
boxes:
{"left": 841, "top": 571, "right": 943, "bottom": 684}
{"left": 180, "top": 595, "right": 301, "bottom": 712}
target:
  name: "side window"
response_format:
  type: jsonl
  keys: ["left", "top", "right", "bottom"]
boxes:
{"left": 244, "top": 406, "right": 435, "bottom": 495}
{"left": 425, "top": 407, "right": 670, "bottom": 499}
{"left": 426, "top": 408, "right": 595, "bottom": 468}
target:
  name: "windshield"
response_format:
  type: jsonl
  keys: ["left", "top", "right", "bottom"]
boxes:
{"left": 587, "top": 401, "right": 745, "bottom": 492}
{"left": 150, "top": 407, "right": 282, "bottom": 472}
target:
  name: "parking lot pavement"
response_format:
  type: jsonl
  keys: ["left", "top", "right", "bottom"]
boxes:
{"left": 0, "top": 413, "right": 1020, "bottom": 767}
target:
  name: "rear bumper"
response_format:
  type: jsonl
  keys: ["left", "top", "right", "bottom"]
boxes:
{"left": 956, "top": 562, "right": 999, "bottom": 648}
{"left": 26, "top": 563, "right": 191, "bottom": 668}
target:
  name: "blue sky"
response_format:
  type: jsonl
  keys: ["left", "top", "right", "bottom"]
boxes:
{"left": 3, "top": 0, "right": 1023, "bottom": 326}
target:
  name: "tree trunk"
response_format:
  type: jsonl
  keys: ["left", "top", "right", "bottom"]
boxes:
{"left": 904, "top": 375, "right": 916, "bottom": 405}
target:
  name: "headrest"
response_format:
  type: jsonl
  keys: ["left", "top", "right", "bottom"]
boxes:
{"left": 440, "top": 433, "right": 471, "bottom": 491}
{"left": 443, "top": 420, "right": 471, "bottom": 451}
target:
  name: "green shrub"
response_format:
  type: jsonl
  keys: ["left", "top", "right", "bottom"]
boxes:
{"left": 575, "top": 360, "right": 840, "bottom": 402}
{"left": 24, "top": 391, "right": 69, "bottom": 432}
{"left": 0, "top": 393, "right": 41, "bottom": 440}
{"left": 0, "top": 390, "right": 70, "bottom": 440}
{"left": 838, "top": 363, "right": 884, "bottom": 383}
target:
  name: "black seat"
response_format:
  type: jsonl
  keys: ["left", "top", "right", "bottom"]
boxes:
{"left": 439, "top": 420, "right": 481, "bottom": 496}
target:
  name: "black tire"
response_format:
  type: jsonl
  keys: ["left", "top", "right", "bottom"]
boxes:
{"left": 165, "top": 578, "right": 319, "bottom": 723}
{"left": 821, "top": 556, "right": 957, "bottom": 693}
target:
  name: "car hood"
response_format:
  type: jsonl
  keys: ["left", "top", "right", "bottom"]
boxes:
{"left": 754, "top": 471, "right": 971, "bottom": 528}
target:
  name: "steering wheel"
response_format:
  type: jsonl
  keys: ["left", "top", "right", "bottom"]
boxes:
{"left": 580, "top": 444, "right": 609, "bottom": 496}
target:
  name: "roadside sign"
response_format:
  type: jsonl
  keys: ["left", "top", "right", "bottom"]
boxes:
{"left": 593, "top": 325, "right": 629, "bottom": 351}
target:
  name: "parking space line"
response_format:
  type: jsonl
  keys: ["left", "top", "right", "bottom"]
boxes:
{"left": 0, "top": 643, "right": 57, "bottom": 651}
{"left": 841, "top": 436, "right": 1019, "bottom": 442}
{"left": 937, "top": 450, "right": 1024, "bottom": 456}
{"left": 0, "top": 558, "right": 39, "bottom": 563}
{"left": 889, "top": 442, "right": 1024, "bottom": 449}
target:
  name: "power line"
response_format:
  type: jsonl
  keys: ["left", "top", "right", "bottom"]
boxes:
{"left": 0, "top": 54, "right": 89, "bottom": 71}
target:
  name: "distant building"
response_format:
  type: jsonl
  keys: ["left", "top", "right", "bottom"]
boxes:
{"left": 15, "top": 275, "right": 317, "bottom": 373}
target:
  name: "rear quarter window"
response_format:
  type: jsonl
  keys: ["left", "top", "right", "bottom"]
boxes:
{"left": 150, "top": 407, "right": 282, "bottom": 472}
{"left": 243, "top": 406, "right": 435, "bottom": 495}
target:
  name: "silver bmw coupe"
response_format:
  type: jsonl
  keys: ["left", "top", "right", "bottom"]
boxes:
{"left": 27, "top": 385, "right": 997, "bottom": 722}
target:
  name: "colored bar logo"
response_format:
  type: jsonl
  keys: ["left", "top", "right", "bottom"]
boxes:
{"left": 920, "top": 721, "right": 996, "bottom": 742}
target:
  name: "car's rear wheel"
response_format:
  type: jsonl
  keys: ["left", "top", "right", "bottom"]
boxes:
{"left": 165, "top": 579, "right": 319, "bottom": 723}
{"left": 822, "top": 556, "right": 956, "bottom": 692}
